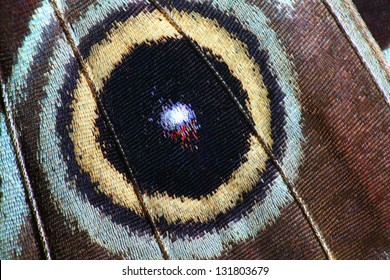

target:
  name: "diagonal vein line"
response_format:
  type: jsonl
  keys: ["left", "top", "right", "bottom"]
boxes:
{"left": 149, "top": 0, "right": 334, "bottom": 260}
{"left": 321, "top": 0, "right": 390, "bottom": 108}
{"left": 48, "top": 0, "right": 170, "bottom": 260}
{"left": 0, "top": 76, "right": 52, "bottom": 260}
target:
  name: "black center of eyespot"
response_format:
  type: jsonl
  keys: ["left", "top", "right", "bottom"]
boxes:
{"left": 100, "top": 38, "right": 253, "bottom": 198}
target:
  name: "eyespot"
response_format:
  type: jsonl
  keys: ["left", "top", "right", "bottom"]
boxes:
{"left": 8, "top": 0, "right": 303, "bottom": 259}
{"left": 70, "top": 9, "right": 274, "bottom": 224}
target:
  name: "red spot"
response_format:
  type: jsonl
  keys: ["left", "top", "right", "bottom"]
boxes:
{"left": 163, "top": 119, "right": 199, "bottom": 150}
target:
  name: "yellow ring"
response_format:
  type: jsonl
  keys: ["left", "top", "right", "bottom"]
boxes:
{"left": 70, "top": 9, "right": 272, "bottom": 223}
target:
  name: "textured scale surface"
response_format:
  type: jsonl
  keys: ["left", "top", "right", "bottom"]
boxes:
{"left": 0, "top": 0, "right": 389, "bottom": 260}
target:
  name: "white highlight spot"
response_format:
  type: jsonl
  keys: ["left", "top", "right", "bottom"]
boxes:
{"left": 160, "top": 102, "right": 196, "bottom": 131}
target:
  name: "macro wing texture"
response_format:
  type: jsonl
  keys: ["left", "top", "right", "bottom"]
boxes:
{"left": 0, "top": 0, "right": 389, "bottom": 259}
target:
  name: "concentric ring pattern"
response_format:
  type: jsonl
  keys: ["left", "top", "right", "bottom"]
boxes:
{"left": 6, "top": 0, "right": 303, "bottom": 259}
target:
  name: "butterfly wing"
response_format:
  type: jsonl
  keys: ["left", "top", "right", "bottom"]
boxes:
{"left": 1, "top": 0, "right": 389, "bottom": 259}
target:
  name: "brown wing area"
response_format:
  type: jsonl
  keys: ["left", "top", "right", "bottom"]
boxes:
{"left": 249, "top": 0, "right": 389, "bottom": 259}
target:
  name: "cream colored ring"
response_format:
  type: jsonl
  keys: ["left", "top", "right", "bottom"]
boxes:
{"left": 70, "top": 9, "right": 272, "bottom": 223}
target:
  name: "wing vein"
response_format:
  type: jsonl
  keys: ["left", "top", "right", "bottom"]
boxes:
{"left": 48, "top": 0, "right": 171, "bottom": 260}
{"left": 0, "top": 75, "right": 52, "bottom": 260}
{"left": 148, "top": 0, "right": 334, "bottom": 259}
{"left": 322, "top": 0, "right": 390, "bottom": 107}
